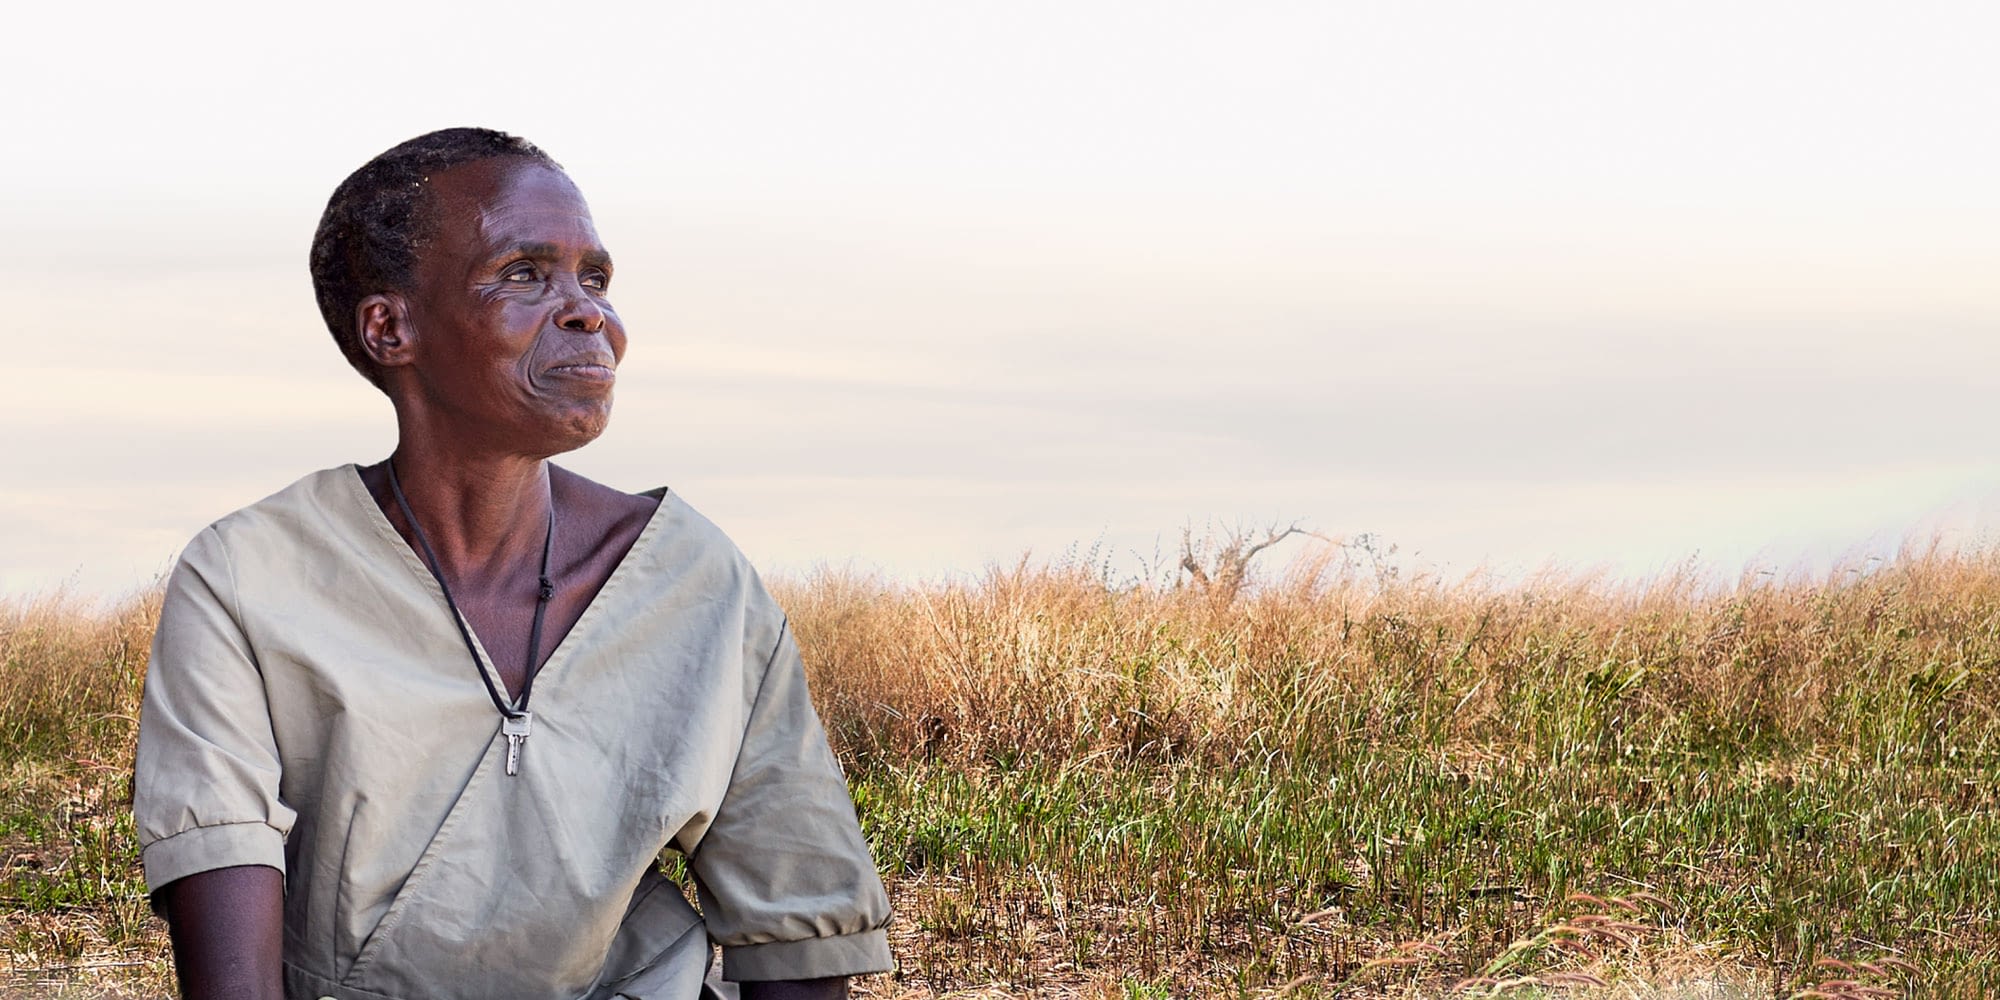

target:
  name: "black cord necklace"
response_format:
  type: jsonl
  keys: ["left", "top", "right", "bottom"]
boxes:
{"left": 387, "top": 458, "right": 554, "bottom": 776}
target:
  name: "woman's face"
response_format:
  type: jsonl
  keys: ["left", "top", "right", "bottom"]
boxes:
{"left": 401, "top": 158, "right": 627, "bottom": 457}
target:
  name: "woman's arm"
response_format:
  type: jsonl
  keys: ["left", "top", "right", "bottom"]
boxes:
{"left": 741, "top": 978, "right": 848, "bottom": 1000}
{"left": 157, "top": 864, "right": 286, "bottom": 1000}
{"left": 684, "top": 617, "right": 894, "bottom": 984}
{"left": 159, "top": 865, "right": 841, "bottom": 1000}
{"left": 136, "top": 527, "right": 295, "bottom": 998}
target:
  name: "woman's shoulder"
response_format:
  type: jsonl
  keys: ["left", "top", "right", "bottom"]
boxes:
{"left": 549, "top": 464, "right": 665, "bottom": 544}
{"left": 162, "top": 466, "right": 380, "bottom": 609}
{"left": 194, "top": 465, "right": 370, "bottom": 552}
{"left": 548, "top": 468, "right": 778, "bottom": 609}
{"left": 548, "top": 464, "right": 740, "bottom": 551}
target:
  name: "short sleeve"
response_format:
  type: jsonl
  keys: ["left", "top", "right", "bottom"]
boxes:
{"left": 132, "top": 525, "right": 295, "bottom": 894}
{"left": 684, "top": 617, "right": 894, "bottom": 982}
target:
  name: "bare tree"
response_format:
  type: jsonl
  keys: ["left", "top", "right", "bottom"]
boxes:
{"left": 1179, "top": 520, "right": 1325, "bottom": 603}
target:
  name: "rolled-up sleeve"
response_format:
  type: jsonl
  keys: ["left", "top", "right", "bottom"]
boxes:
{"left": 133, "top": 525, "right": 295, "bottom": 893}
{"left": 687, "top": 616, "right": 894, "bottom": 981}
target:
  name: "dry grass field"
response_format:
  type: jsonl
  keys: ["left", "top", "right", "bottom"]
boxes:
{"left": 3, "top": 539, "right": 1996, "bottom": 998}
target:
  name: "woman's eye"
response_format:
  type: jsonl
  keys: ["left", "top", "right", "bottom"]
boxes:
{"left": 503, "top": 266, "right": 537, "bottom": 282}
{"left": 582, "top": 271, "right": 610, "bottom": 290}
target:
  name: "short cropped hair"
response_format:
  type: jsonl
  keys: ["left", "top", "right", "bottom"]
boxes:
{"left": 309, "top": 127, "right": 560, "bottom": 384}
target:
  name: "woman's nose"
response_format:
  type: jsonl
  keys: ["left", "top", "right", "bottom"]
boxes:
{"left": 556, "top": 281, "right": 606, "bottom": 333}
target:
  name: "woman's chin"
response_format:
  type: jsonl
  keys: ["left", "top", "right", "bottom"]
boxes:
{"left": 530, "top": 405, "right": 615, "bottom": 456}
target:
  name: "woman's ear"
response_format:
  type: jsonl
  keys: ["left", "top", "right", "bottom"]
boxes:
{"left": 357, "top": 292, "right": 416, "bottom": 371}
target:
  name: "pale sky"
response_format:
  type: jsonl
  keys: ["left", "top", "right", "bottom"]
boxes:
{"left": 4, "top": 1, "right": 1997, "bottom": 598}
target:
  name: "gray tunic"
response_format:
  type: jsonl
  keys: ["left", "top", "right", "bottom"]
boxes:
{"left": 133, "top": 466, "right": 893, "bottom": 999}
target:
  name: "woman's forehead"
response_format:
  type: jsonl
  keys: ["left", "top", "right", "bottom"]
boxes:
{"left": 426, "top": 159, "right": 601, "bottom": 259}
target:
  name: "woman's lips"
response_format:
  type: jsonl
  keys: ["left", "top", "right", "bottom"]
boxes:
{"left": 546, "top": 362, "right": 616, "bottom": 383}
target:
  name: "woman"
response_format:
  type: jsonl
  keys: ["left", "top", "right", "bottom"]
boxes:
{"left": 133, "top": 129, "right": 892, "bottom": 1000}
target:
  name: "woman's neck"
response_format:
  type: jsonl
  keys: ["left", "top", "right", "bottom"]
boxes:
{"left": 384, "top": 441, "right": 554, "bottom": 582}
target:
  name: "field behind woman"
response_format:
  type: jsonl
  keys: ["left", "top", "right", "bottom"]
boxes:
{"left": 4, "top": 543, "right": 1997, "bottom": 998}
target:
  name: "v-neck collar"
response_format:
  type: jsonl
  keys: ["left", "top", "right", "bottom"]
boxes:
{"left": 340, "top": 463, "right": 673, "bottom": 711}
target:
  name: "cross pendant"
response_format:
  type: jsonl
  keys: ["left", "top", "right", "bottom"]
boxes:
{"left": 502, "top": 712, "right": 533, "bottom": 776}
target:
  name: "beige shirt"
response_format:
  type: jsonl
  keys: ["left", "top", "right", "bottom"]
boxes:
{"left": 133, "top": 466, "right": 892, "bottom": 999}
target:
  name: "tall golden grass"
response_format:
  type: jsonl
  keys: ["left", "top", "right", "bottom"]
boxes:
{"left": 772, "top": 546, "right": 1995, "bottom": 997}
{"left": 783, "top": 543, "right": 1999, "bottom": 769}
